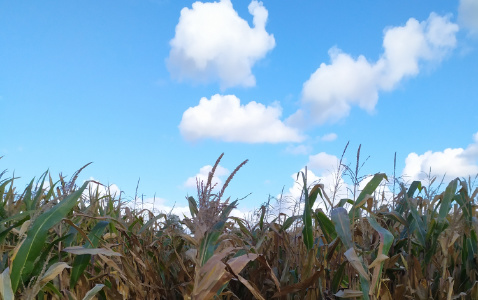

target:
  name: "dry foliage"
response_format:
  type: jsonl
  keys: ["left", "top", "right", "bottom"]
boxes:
{"left": 0, "top": 154, "right": 477, "bottom": 299}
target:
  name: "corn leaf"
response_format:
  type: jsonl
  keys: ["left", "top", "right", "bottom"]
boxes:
{"left": 368, "top": 216, "right": 393, "bottom": 294}
{"left": 301, "top": 172, "right": 314, "bottom": 251}
{"left": 315, "top": 210, "right": 337, "bottom": 243}
{"left": 349, "top": 173, "right": 387, "bottom": 223}
{"left": 0, "top": 268, "right": 14, "bottom": 300}
{"left": 331, "top": 207, "right": 352, "bottom": 249}
{"left": 39, "top": 262, "right": 71, "bottom": 286}
{"left": 70, "top": 220, "right": 110, "bottom": 287}
{"left": 10, "top": 181, "right": 88, "bottom": 292}
{"left": 82, "top": 284, "right": 105, "bottom": 300}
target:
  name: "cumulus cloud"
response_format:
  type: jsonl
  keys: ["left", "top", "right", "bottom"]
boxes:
{"left": 459, "top": 0, "right": 478, "bottom": 35}
{"left": 301, "top": 13, "right": 459, "bottom": 124}
{"left": 179, "top": 94, "right": 305, "bottom": 143}
{"left": 167, "top": 0, "right": 275, "bottom": 88}
{"left": 402, "top": 131, "right": 478, "bottom": 182}
{"left": 184, "top": 164, "right": 230, "bottom": 188}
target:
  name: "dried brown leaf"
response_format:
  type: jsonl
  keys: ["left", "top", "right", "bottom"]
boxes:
{"left": 344, "top": 247, "right": 370, "bottom": 280}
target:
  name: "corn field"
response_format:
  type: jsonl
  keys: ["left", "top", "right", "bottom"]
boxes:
{"left": 0, "top": 153, "right": 478, "bottom": 299}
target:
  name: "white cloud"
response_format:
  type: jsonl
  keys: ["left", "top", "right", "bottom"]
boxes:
{"left": 278, "top": 152, "right": 350, "bottom": 216}
{"left": 301, "top": 13, "right": 459, "bottom": 124}
{"left": 402, "top": 131, "right": 478, "bottom": 182}
{"left": 459, "top": 0, "right": 478, "bottom": 35}
{"left": 167, "top": 0, "right": 275, "bottom": 88}
{"left": 321, "top": 133, "right": 338, "bottom": 142}
{"left": 184, "top": 164, "right": 230, "bottom": 188}
{"left": 85, "top": 178, "right": 122, "bottom": 198}
{"left": 308, "top": 152, "right": 341, "bottom": 173}
{"left": 285, "top": 144, "right": 312, "bottom": 155}
{"left": 179, "top": 94, "right": 305, "bottom": 143}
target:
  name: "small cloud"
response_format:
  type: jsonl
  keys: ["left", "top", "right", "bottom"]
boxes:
{"left": 301, "top": 13, "right": 458, "bottom": 124}
{"left": 167, "top": 0, "right": 275, "bottom": 89}
{"left": 458, "top": 0, "right": 478, "bottom": 36}
{"left": 179, "top": 94, "right": 305, "bottom": 143}
{"left": 184, "top": 164, "right": 230, "bottom": 188}
{"left": 285, "top": 144, "right": 312, "bottom": 155}
{"left": 320, "top": 133, "right": 337, "bottom": 142}
{"left": 402, "top": 131, "right": 478, "bottom": 182}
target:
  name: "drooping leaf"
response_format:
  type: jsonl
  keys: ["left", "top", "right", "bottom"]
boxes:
{"left": 82, "top": 284, "right": 105, "bottom": 300}
{"left": 39, "top": 262, "right": 71, "bottom": 286}
{"left": 138, "top": 213, "right": 165, "bottom": 234}
{"left": 331, "top": 207, "right": 352, "bottom": 249}
{"left": 315, "top": 210, "right": 337, "bottom": 243}
{"left": 187, "top": 196, "right": 198, "bottom": 218}
{"left": 349, "top": 173, "right": 387, "bottom": 223}
{"left": 368, "top": 216, "right": 393, "bottom": 294}
{"left": 281, "top": 215, "right": 301, "bottom": 232}
{"left": 63, "top": 246, "right": 121, "bottom": 256}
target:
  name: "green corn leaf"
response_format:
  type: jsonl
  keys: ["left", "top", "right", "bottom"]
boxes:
{"left": 281, "top": 215, "right": 301, "bottom": 232}
{"left": 438, "top": 178, "right": 458, "bottom": 224}
{"left": 378, "top": 211, "right": 408, "bottom": 227}
{"left": 331, "top": 262, "right": 346, "bottom": 293}
{"left": 407, "top": 181, "right": 422, "bottom": 198}
{"left": 10, "top": 181, "right": 88, "bottom": 292}
{"left": 187, "top": 196, "right": 198, "bottom": 218}
{"left": 30, "top": 234, "right": 72, "bottom": 281}
{"left": 301, "top": 172, "right": 314, "bottom": 251}
{"left": 32, "top": 171, "right": 48, "bottom": 210}
{"left": 349, "top": 173, "right": 387, "bottom": 223}
{"left": 230, "top": 217, "right": 253, "bottom": 238}
{"left": 0, "top": 216, "right": 30, "bottom": 244}
{"left": 138, "top": 213, "right": 166, "bottom": 234}
{"left": 404, "top": 189, "right": 427, "bottom": 248}
{"left": 308, "top": 184, "right": 323, "bottom": 210}
{"left": 0, "top": 178, "right": 14, "bottom": 201}
{"left": 70, "top": 220, "right": 109, "bottom": 287}
{"left": 336, "top": 198, "right": 354, "bottom": 208}
{"left": 199, "top": 200, "right": 238, "bottom": 266}
{"left": 331, "top": 208, "right": 353, "bottom": 249}
{"left": 23, "top": 179, "right": 35, "bottom": 211}
{"left": 315, "top": 210, "right": 337, "bottom": 243}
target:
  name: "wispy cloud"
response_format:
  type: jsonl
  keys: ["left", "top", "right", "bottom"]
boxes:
{"left": 458, "top": 0, "right": 478, "bottom": 36}
{"left": 320, "top": 133, "right": 337, "bottom": 142}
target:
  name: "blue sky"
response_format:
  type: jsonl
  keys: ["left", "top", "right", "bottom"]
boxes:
{"left": 1, "top": 0, "right": 477, "bottom": 216}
